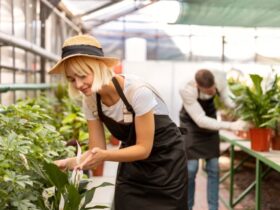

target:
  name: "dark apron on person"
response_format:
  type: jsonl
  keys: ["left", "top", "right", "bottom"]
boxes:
{"left": 96, "top": 77, "right": 188, "bottom": 210}
{"left": 179, "top": 90, "right": 220, "bottom": 160}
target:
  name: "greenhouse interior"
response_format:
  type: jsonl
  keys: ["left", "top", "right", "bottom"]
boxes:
{"left": 1, "top": 0, "right": 280, "bottom": 209}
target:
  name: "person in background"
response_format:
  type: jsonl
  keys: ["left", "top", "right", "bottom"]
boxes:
{"left": 179, "top": 69, "right": 248, "bottom": 210}
{"left": 50, "top": 34, "right": 188, "bottom": 210}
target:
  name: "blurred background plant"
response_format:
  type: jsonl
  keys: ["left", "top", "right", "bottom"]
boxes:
{"left": 234, "top": 74, "right": 280, "bottom": 128}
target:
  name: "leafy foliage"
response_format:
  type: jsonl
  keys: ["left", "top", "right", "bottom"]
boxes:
{"left": 0, "top": 100, "right": 75, "bottom": 209}
{"left": 0, "top": 84, "right": 113, "bottom": 209}
{"left": 234, "top": 74, "right": 280, "bottom": 128}
{"left": 38, "top": 162, "right": 113, "bottom": 210}
{"left": 214, "top": 77, "right": 247, "bottom": 121}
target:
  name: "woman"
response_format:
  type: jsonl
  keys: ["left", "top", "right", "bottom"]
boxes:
{"left": 50, "top": 34, "right": 188, "bottom": 210}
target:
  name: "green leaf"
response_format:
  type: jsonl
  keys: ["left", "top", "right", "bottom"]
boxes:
{"left": 62, "top": 113, "right": 77, "bottom": 124}
{"left": 43, "top": 162, "right": 69, "bottom": 191}
{"left": 78, "top": 179, "right": 90, "bottom": 192}
{"left": 83, "top": 182, "right": 114, "bottom": 206}
{"left": 79, "top": 131, "right": 89, "bottom": 141}
{"left": 0, "top": 188, "right": 8, "bottom": 197}
{"left": 83, "top": 187, "right": 96, "bottom": 206}
{"left": 60, "top": 125, "right": 72, "bottom": 133}
{"left": 64, "top": 184, "right": 82, "bottom": 210}
{"left": 250, "top": 74, "right": 263, "bottom": 96}
{"left": 84, "top": 205, "right": 110, "bottom": 209}
{"left": 44, "top": 124, "right": 56, "bottom": 132}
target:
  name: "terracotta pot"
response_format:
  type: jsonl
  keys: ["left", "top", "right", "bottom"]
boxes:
{"left": 271, "top": 135, "right": 280, "bottom": 150}
{"left": 92, "top": 162, "right": 104, "bottom": 176}
{"left": 110, "top": 135, "right": 120, "bottom": 146}
{"left": 249, "top": 128, "right": 272, "bottom": 152}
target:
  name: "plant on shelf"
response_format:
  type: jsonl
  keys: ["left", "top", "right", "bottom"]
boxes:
{"left": 234, "top": 74, "right": 280, "bottom": 151}
{"left": 262, "top": 84, "right": 280, "bottom": 151}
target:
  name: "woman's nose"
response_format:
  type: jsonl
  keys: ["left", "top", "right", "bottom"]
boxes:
{"left": 75, "top": 78, "right": 83, "bottom": 89}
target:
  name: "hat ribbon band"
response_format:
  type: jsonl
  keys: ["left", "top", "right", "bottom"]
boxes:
{"left": 62, "top": 45, "right": 104, "bottom": 58}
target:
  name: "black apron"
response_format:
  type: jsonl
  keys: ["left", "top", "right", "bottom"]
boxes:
{"left": 179, "top": 90, "right": 220, "bottom": 160}
{"left": 96, "top": 77, "right": 188, "bottom": 210}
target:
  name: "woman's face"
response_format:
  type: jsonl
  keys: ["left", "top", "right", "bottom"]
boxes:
{"left": 65, "top": 67, "right": 94, "bottom": 96}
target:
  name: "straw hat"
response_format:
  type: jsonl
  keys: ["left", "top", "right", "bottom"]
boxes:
{"left": 48, "top": 34, "right": 119, "bottom": 74}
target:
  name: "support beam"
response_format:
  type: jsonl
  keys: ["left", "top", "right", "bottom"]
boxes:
{"left": 77, "top": 0, "right": 123, "bottom": 18}
{"left": 86, "top": 0, "right": 159, "bottom": 28}
{"left": 0, "top": 83, "right": 53, "bottom": 93}
{"left": 40, "top": 0, "right": 81, "bottom": 32}
{"left": 0, "top": 32, "right": 59, "bottom": 62}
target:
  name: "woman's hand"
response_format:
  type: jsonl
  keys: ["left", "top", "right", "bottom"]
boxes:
{"left": 54, "top": 158, "right": 69, "bottom": 171}
{"left": 75, "top": 147, "right": 106, "bottom": 170}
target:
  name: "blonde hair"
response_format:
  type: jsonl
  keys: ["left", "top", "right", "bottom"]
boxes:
{"left": 63, "top": 56, "right": 114, "bottom": 99}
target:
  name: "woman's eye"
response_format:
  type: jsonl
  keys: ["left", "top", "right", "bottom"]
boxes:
{"left": 67, "top": 78, "right": 75, "bottom": 82}
{"left": 79, "top": 75, "right": 86, "bottom": 79}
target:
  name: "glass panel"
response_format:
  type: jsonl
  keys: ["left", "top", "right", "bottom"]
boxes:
{"left": 191, "top": 35, "right": 222, "bottom": 61}
{"left": 224, "top": 36, "right": 255, "bottom": 61}
{"left": 13, "top": 0, "right": 25, "bottom": 39}
{"left": 256, "top": 37, "right": 280, "bottom": 58}
{"left": 0, "top": 1, "right": 12, "bottom": 34}
{"left": 0, "top": 46, "right": 14, "bottom": 67}
{"left": 15, "top": 48, "right": 25, "bottom": 69}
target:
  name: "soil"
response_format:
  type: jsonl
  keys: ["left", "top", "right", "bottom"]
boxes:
{"left": 220, "top": 150, "right": 280, "bottom": 210}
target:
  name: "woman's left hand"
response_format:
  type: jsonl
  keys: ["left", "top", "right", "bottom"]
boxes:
{"left": 76, "top": 147, "right": 106, "bottom": 170}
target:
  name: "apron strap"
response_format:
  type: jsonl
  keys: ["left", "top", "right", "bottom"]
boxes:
{"left": 112, "top": 77, "right": 135, "bottom": 114}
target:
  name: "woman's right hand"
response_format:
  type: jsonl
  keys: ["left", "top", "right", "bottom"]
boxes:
{"left": 54, "top": 158, "right": 69, "bottom": 171}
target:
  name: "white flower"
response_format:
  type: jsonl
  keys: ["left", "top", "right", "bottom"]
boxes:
{"left": 19, "top": 154, "right": 29, "bottom": 170}
{"left": 59, "top": 194, "right": 65, "bottom": 210}
{"left": 42, "top": 186, "right": 55, "bottom": 209}
{"left": 70, "top": 141, "right": 83, "bottom": 187}
{"left": 262, "top": 71, "right": 276, "bottom": 93}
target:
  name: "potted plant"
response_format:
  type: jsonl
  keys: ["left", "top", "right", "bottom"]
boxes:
{"left": 235, "top": 74, "right": 280, "bottom": 151}
{"left": 264, "top": 104, "right": 280, "bottom": 150}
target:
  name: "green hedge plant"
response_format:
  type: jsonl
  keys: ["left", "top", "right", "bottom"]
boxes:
{"left": 0, "top": 100, "right": 75, "bottom": 209}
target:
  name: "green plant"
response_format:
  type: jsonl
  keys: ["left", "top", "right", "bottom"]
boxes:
{"left": 59, "top": 97, "right": 89, "bottom": 145}
{"left": 213, "top": 77, "right": 247, "bottom": 121}
{"left": 38, "top": 161, "right": 113, "bottom": 210}
{"left": 22, "top": 86, "right": 89, "bottom": 148}
{"left": 0, "top": 101, "right": 75, "bottom": 209}
{"left": 235, "top": 74, "right": 280, "bottom": 128}
{"left": 0, "top": 86, "right": 114, "bottom": 209}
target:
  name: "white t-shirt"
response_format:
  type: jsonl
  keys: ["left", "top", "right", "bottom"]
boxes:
{"left": 82, "top": 74, "right": 169, "bottom": 122}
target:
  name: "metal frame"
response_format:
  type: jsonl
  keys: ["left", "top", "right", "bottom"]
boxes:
{"left": 219, "top": 131, "right": 280, "bottom": 210}
{"left": 0, "top": 83, "right": 52, "bottom": 93}
{"left": 0, "top": 31, "right": 59, "bottom": 62}
{"left": 0, "top": 0, "right": 79, "bottom": 104}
